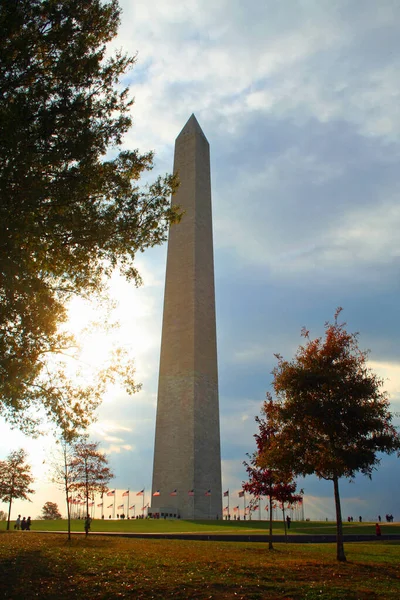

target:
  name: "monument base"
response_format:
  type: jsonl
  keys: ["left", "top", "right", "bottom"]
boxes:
{"left": 148, "top": 505, "right": 180, "bottom": 519}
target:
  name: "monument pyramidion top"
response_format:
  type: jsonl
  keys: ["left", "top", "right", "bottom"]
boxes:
{"left": 176, "top": 113, "right": 208, "bottom": 143}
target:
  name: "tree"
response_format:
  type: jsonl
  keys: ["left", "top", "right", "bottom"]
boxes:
{"left": 243, "top": 409, "right": 302, "bottom": 549}
{"left": 0, "top": 510, "right": 7, "bottom": 521}
{"left": 69, "top": 440, "right": 113, "bottom": 518}
{"left": 0, "top": 0, "right": 181, "bottom": 432}
{"left": 0, "top": 449, "right": 34, "bottom": 530}
{"left": 41, "top": 501, "right": 62, "bottom": 520}
{"left": 260, "top": 308, "right": 400, "bottom": 561}
{"left": 51, "top": 426, "right": 83, "bottom": 540}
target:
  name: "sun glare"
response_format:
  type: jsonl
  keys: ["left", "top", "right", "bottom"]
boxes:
{"left": 65, "top": 272, "right": 158, "bottom": 373}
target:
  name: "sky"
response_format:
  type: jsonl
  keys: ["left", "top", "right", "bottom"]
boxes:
{"left": 2, "top": 0, "right": 400, "bottom": 523}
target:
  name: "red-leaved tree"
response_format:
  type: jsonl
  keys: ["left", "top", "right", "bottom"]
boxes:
{"left": 243, "top": 405, "right": 302, "bottom": 549}
{"left": 69, "top": 441, "right": 113, "bottom": 519}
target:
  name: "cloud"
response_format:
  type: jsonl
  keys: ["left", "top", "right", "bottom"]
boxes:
{"left": 368, "top": 360, "right": 400, "bottom": 406}
{"left": 102, "top": 444, "right": 134, "bottom": 455}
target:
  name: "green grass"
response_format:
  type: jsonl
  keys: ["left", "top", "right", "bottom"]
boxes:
{"left": 0, "top": 532, "right": 399, "bottom": 599}
{"left": 2, "top": 517, "right": 399, "bottom": 536}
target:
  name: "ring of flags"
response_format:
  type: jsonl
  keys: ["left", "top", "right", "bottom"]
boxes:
{"left": 67, "top": 488, "right": 304, "bottom": 521}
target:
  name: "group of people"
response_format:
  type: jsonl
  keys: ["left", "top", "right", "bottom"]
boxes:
{"left": 14, "top": 515, "right": 31, "bottom": 530}
{"left": 385, "top": 513, "right": 394, "bottom": 522}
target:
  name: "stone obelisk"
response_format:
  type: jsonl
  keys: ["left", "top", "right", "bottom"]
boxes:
{"left": 150, "top": 115, "right": 222, "bottom": 520}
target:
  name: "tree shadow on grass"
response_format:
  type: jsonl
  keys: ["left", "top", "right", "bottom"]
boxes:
{"left": 0, "top": 548, "right": 82, "bottom": 600}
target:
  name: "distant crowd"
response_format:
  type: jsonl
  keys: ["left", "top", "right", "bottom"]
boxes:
{"left": 346, "top": 514, "right": 394, "bottom": 523}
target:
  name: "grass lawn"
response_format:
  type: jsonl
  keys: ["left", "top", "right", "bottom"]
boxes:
{"left": 2, "top": 518, "right": 399, "bottom": 536}
{"left": 0, "top": 532, "right": 399, "bottom": 599}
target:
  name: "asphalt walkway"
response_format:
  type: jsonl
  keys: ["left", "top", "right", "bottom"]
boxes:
{"left": 35, "top": 530, "right": 400, "bottom": 543}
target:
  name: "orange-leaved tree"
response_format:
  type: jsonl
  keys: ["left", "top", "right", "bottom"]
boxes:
{"left": 259, "top": 308, "right": 400, "bottom": 562}
{"left": 0, "top": 449, "right": 34, "bottom": 530}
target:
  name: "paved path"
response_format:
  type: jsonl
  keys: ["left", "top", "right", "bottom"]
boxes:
{"left": 34, "top": 531, "right": 400, "bottom": 543}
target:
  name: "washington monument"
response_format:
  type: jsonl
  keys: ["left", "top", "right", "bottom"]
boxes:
{"left": 150, "top": 115, "right": 222, "bottom": 519}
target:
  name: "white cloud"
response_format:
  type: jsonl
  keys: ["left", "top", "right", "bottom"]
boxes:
{"left": 368, "top": 360, "right": 400, "bottom": 405}
{"left": 103, "top": 444, "right": 134, "bottom": 455}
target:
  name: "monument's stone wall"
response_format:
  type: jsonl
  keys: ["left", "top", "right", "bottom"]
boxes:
{"left": 151, "top": 115, "right": 222, "bottom": 519}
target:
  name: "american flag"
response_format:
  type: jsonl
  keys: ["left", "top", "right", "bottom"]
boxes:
{"left": 107, "top": 490, "right": 115, "bottom": 496}
{"left": 122, "top": 491, "right": 129, "bottom": 497}
{"left": 153, "top": 490, "right": 161, "bottom": 497}
{"left": 233, "top": 506, "right": 239, "bottom": 512}
{"left": 170, "top": 489, "right": 177, "bottom": 496}
{"left": 205, "top": 489, "right": 211, "bottom": 496}
{"left": 97, "top": 503, "right": 103, "bottom": 507}
{"left": 107, "top": 504, "right": 113, "bottom": 508}
{"left": 117, "top": 504, "right": 124, "bottom": 509}
{"left": 141, "top": 503, "right": 149, "bottom": 511}
{"left": 129, "top": 505, "right": 135, "bottom": 510}
{"left": 188, "top": 490, "right": 194, "bottom": 496}
{"left": 223, "top": 490, "right": 229, "bottom": 497}
{"left": 238, "top": 491, "right": 244, "bottom": 498}
{"left": 136, "top": 489, "right": 144, "bottom": 496}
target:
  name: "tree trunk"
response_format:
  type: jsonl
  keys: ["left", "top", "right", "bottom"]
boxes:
{"left": 333, "top": 476, "right": 346, "bottom": 562}
{"left": 66, "top": 497, "right": 71, "bottom": 541}
{"left": 282, "top": 506, "right": 287, "bottom": 542}
{"left": 63, "top": 445, "right": 71, "bottom": 541}
{"left": 85, "top": 460, "right": 89, "bottom": 519}
{"left": 268, "top": 495, "right": 273, "bottom": 550}
{"left": 7, "top": 497, "right": 12, "bottom": 531}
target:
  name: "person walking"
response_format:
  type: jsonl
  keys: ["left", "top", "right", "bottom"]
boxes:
{"left": 376, "top": 523, "right": 381, "bottom": 536}
{"left": 84, "top": 515, "right": 92, "bottom": 537}
{"left": 15, "top": 515, "right": 21, "bottom": 530}
{"left": 26, "top": 517, "right": 31, "bottom": 531}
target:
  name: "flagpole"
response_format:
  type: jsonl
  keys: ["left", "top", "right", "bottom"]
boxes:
{"left": 113, "top": 493, "right": 115, "bottom": 519}
{"left": 228, "top": 490, "right": 230, "bottom": 519}
{"left": 143, "top": 488, "right": 145, "bottom": 516}
{"left": 101, "top": 492, "right": 104, "bottom": 520}
{"left": 189, "top": 490, "right": 194, "bottom": 520}
{"left": 243, "top": 492, "right": 246, "bottom": 520}
{"left": 259, "top": 497, "right": 261, "bottom": 521}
